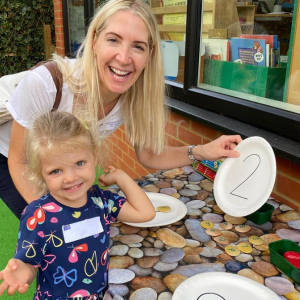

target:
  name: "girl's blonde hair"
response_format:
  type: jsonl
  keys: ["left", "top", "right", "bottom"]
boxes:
{"left": 25, "top": 111, "right": 102, "bottom": 195}
{"left": 54, "top": 0, "right": 168, "bottom": 154}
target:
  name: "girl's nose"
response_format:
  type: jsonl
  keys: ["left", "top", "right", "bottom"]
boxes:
{"left": 63, "top": 170, "right": 78, "bottom": 183}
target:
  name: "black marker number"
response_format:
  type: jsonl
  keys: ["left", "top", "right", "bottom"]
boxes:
{"left": 230, "top": 154, "right": 261, "bottom": 200}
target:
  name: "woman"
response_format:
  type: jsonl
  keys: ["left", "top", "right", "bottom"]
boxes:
{"left": 0, "top": 0, "right": 242, "bottom": 219}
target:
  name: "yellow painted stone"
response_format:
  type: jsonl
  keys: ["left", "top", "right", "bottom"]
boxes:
{"left": 237, "top": 242, "right": 253, "bottom": 253}
{"left": 201, "top": 220, "right": 214, "bottom": 229}
{"left": 225, "top": 245, "right": 241, "bottom": 257}
{"left": 219, "top": 222, "right": 233, "bottom": 230}
{"left": 205, "top": 228, "right": 222, "bottom": 237}
{"left": 214, "top": 236, "right": 229, "bottom": 245}
{"left": 156, "top": 206, "right": 171, "bottom": 213}
{"left": 249, "top": 235, "right": 264, "bottom": 245}
{"left": 285, "top": 289, "right": 300, "bottom": 300}
{"left": 235, "top": 224, "right": 251, "bottom": 233}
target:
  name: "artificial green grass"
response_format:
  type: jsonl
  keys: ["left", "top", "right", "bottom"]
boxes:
{"left": 0, "top": 199, "right": 35, "bottom": 299}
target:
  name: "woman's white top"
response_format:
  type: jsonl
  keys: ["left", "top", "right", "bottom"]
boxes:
{"left": 0, "top": 60, "right": 124, "bottom": 157}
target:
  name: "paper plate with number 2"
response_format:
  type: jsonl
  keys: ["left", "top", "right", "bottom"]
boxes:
{"left": 213, "top": 136, "right": 276, "bottom": 217}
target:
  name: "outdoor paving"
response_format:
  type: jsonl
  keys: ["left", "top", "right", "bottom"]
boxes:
{"left": 104, "top": 166, "right": 300, "bottom": 300}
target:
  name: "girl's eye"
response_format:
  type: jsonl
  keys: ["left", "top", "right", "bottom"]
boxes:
{"left": 76, "top": 161, "right": 85, "bottom": 167}
{"left": 50, "top": 169, "right": 61, "bottom": 175}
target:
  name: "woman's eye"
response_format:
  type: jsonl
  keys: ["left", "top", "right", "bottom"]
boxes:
{"left": 108, "top": 38, "right": 117, "bottom": 43}
{"left": 50, "top": 169, "right": 61, "bottom": 175}
{"left": 134, "top": 45, "right": 144, "bottom": 51}
{"left": 76, "top": 161, "right": 85, "bottom": 167}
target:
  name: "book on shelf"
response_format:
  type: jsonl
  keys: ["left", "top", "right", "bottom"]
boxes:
{"left": 202, "top": 38, "right": 230, "bottom": 61}
{"left": 230, "top": 38, "right": 266, "bottom": 67}
{"left": 239, "top": 34, "right": 278, "bottom": 49}
{"left": 162, "top": 0, "right": 186, "bottom": 41}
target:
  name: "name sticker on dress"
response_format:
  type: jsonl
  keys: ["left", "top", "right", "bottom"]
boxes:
{"left": 62, "top": 217, "right": 104, "bottom": 243}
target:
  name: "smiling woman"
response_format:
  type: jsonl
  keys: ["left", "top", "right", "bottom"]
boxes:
{"left": 0, "top": 0, "right": 242, "bottom": 220}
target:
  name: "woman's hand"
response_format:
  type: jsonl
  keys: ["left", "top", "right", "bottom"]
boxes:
{"left": 194, "top": 135, "right": 242, "bottom": 161}
{"left": 0, "top": 259, "right": 34, "bottom": 296}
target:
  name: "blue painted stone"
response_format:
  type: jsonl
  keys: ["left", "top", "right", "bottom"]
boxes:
{"left": 138, "top": 180, "right": 152, "bottom": 188}
{"left": 225, "top": 260, "right": 246, "bottom": 273}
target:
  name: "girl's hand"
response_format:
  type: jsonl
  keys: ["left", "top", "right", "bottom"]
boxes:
{"left": 98, "top": 166, "right": 119, "bottom": 187}
{"left": 0, "top": 259, "right": 32, "bottom": 296}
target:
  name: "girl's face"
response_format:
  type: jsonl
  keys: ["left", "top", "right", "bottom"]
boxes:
{"left": 41, "top": 148, "right": 97, "bottom": 208}
{"left": 93, "top": 10, "right": 151, "bottom": 103}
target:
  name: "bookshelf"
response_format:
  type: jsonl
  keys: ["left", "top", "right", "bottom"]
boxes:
{"left": 237, "top": 5, "right": 255, "bottom": 34}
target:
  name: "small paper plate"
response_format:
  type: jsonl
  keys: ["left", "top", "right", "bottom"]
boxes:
{"left": 123, "top": 192, "right": 187, "bottom": 227}
{"left": 214, "top": 136, "right": 276, "bottom": 217}
{"left": 172, "top": 272, "right": 280, "bottom": 300}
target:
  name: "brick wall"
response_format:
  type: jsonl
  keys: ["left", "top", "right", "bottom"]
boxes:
{"left": 108, "top": 111, "right": 300, "bottom": 211}
{"left": 53, "top": 0, "right": 65, "bottom": 56}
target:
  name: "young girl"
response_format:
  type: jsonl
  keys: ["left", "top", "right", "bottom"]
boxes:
{"left": 0, "top": 111, "right": 155, "bottom": 299}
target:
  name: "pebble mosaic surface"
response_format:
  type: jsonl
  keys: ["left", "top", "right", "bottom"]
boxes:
{"left": 104, "top": 166, "right": 300, "bottom": 300}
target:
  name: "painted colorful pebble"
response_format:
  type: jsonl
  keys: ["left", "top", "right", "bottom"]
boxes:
{"left": 214, "top": 236, "right": 229, "bottom": 245}
{"left": 205, "top": 228, "right": 222, "bottom": 237}
{"left": 201, "top": 220, "right": 214, "bottom": 229}
{"left": 237, "top": 242, "right": 253, "bottom": 253}
{"left": 225, "top": 245, "right": 241, "bottom": 257}
{"left": 249, "top": 235, "right": 264, "bottom": 246}
{"left": 219, "top": 222, "right": 233, "bottom": 230}
{"left": 156, "top": 206, "right": 171, "bottom": 213}
{"left": 284, "top": 251, "right": 300, "bottom": 269}
{"left": 235, "top": 224, "right": 251, "bottom": 233}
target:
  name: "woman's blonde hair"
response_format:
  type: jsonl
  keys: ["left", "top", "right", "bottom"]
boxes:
{"left": 25, "top": 111, "right": 102, "bottom": 195}
{"left": 54, "top": 0, "right": 167, "bottom": 154}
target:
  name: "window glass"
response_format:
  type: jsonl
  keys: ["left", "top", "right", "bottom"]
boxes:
{"left": 150, "top": 0, "right": 187, "bottom": 83}
{"left": 68, "top": 0, "right": 85, "bottom": 54}
{"left": 198, "top": 0, "right": 300, "bottom": 114}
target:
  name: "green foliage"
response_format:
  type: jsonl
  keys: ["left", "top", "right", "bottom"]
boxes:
{"left": 0, "top": 0, "right": 55, "bottom": 76}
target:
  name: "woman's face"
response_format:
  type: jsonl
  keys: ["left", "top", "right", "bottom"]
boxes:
{"left": 93, "top": 10, "right": 151, "bottom": 102}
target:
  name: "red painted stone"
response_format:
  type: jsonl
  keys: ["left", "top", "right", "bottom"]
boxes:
{"left": 284, "top": 251, "right": 300, "bottom": 269}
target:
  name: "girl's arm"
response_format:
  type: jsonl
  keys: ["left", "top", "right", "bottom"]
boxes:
{"left": 0, "top": 259, "right": 36, "bottom": 296}
{"left": 8, "top": 121, "right": 41, "bottom": 203}
{"left": 99, "top": 167, "right": 156, "bottom": 223}
{"left": 136, "top": 135, "right": 242, "bottom": 170}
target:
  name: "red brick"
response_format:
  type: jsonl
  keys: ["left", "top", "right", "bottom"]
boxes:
{"left": 166, "top": 135, "right": 186, "bottom": 147}
{"left": 165, "top": 121, "right": 178, "bottom": 138}
{"left": 55, "top": 40, "right": 65, "bottom": 48}
{"left": 128, "top": 147, "right": 138, "bottom": 162}
{"left": 118, "top": 139, "right": 129, "bottom": 155}
{"left": 113, "top": 128, "right": 123, "bottom": 140}
{"left": 135, "top": 162, "right": 155, "bottom": 176}
{"left": 56, "top": 48, "right": 65, "bottom": 56}
{"left": 191, "top": 121, "right": 220, "bottom": 140}
{"left": 276, "top": 174, "right": 300, "bottom": 202}
{"left": 276, "top": 156, "right": 300, "bottom": 182}
{"left": 123, "top": 154, "right": 135, "bottom": 168}
{"left": 271, "top": 191, "right": 300, "bottom": 211}
{"left": 170, "top": 112, "right": 190, "bottom": 128}
{"left": 178, "top": 126, "right": 203, "bottom": 145}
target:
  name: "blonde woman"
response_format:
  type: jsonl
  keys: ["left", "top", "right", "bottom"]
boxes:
{"left": 0, "top": 0, "right": 242, "bottom": 219}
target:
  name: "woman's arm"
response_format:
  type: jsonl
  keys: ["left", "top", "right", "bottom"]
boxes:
{"left": 8, "top": 121, "right": 41, "bottom": 203}
{"left": 136, "top": 135, "right": 242, "bottom": 169}
{"left": 99, "top": 167, "right": 156, "bottom": 223}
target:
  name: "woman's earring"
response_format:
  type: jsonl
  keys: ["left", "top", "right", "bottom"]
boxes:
{"left": 144, "top": 65, "right": 147, "bottom": 70}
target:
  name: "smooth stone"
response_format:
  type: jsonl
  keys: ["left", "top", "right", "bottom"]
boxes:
{"left": 120, "top": 224, "right": 141, "bottom": 234}
{"left": 148, "top": 177, "right": 159, "bottom": 182}
{"left": 288, "top": 220, "right": 300, "bottom": 230}
{"left": 200, "top": 247, "right": 223, "bottom": 258}
{"left": 172, "top": 180, "right": 185, "bottom": 189}
{"left": 224, "top": 214, "right": 246, "bottom": 225}
{"left": 245, "top": 220, "right": 273, "bottom": 231}
{"left": 138, "top": 180, "right": 152, "bottom": 188}
{"left": 183, "top": 246, "right": 203, "bottom": 255}
{"left": 152, "top": 270, "right": 163, "bottom": 279}
{"left": 162, "top": 168, "right": 185, "bottom": 178}
{"left": 199, "top": 179, "right": 213, "bottom": 192}
{"left": 163, "top": 274, "right": 188, "bottom": 293}
{"left": 110, "top": 226, "right": 120, "bottom": 237}
{"left": 188, "top": 172, "right": 205, "bottom": 182}
{"left": 142, "top": 248, "right": 163, "bottom": 256}
{"left": 265, "top": 277, "right": 294, "bottom": 295}
{"left": 202, "top": 213, "right": 224, "bottom": 223}
{"left": 280, "top": 204, "right": 294, "bottom": 211}
{"left": 176, "top": 225, "right": 188, "bottom": 237}
{"left": 154, "top": 239, "right": 165, "bottom": 249}
{"left": 192, "top": 190, "right": 209, "bottom": 201}
{"left": 158, "top": 292, "right": 173, "bottom": 300}
{"left": 138, "top": 229, "right": 149, "bottom": 237}
{"left": 186, "top": 239, "right": 201, "bottom": 247}
{"left": 109, "top": 256, "right": 135, "bottom": 269}
{"left": 128, "top": 243, "right": 142, "bottom": 248}
{"left": 128, "top": 248, "right": 144, "bottom": 259}
{"left": 221, "top": 230, "right": 239, "bottom": 243}
{"left": 179, "top": 189, "right": 199, "bottom": 197}
{"left": 130, "top": 277, "right": 167, "bottom": 294}
{"left": 142, "top": 240, "right": 153, "bottom": 248}
{"left": 109, "top": 245, "right": 129, "bottom": 256}
{"left": 137, "top": 256, "right": 160, "bottom": 268}
{"left": 160, "top": 187, "right": 178, "bottom": 195}
{"left": 108, "top": 284, "right": 129, "bottom": 297}
{"left": 267, "top": 199, "right": 280, "bottom": 209}
{"left": 217, "top": 253, "right": 233, "bottom": 264}
{"left": 156, "top": 228, "right": 187, "bottom": 248}
{"left": 202, "top": 207, "right": 212, "bottom": 213}
{"left": 160, "top": 248, "right": 185, "bottom": 263}
{"left": 186, "top": 200, "right": 206, "bottom": 209}
{"left": 143, "top": 184, "right": 160, "bottom": 193}
{"left": 129, "top": 288, "right": 157, "bottom": 300}
{"left": 103, "top": 291, "right": 113, "bottom": 300}
{"left": 276, "top": 211, "right": 300, "bottom": 223}
{"left": 109, "top": 268, "right": 135, "bottom": 284}
{"left": 185, "top": 219, "right": 211, "bottom": 243}
{"left": 187, "top": 208, "right": 203, "bottom": 216}
{"left": 128, "top": 264, "right": 153, "bottom": 277}
{"left": 112, "top": 295, "right": 124, "bottom": 300}
{"left": 277, "top": 229, "right": 300, "bottom": 242}
{"left": 155, "top": 181, "right": 172, "bottom": 189}
{"left": 185, "top": 184, "right": 201, "bottom": 191}
{"left": 236, "top": 253, "right": 253, "bottom": 263}
{"left": 179, "top": 196, "right": 190, "bottom": 204}
{"left": 183, "top": 254, "right": 202, "bottom": 264}
{"left": 237, "top": 268, "right": 264, "bottom": 285}
{"left": 182, "top": 166, "right": 195, "bottom": 174}
{"left": 251, "top": 261, "right": 279, "bottom": 277}
{"left": 254, "top": 234, "right": 281, "bottom": 251}
{"left": 119, "top": 234, "right": 144, "bottom": 245}
{"left": 171, "top": 263, "right": 226, "bottom": 277}
{"left": 153, "top": 261, "right": 178, "bottom": 272}
{"left": 225, "top": 260, "right": 246, "bottom": 273}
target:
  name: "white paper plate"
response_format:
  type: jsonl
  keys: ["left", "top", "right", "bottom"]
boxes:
{"left": 172, "top": 272, "right": 280, "bottom": 300}
{"left": 214, "top": 136, "right": 276, "bottom": 217}
{"left": 123, "top": 192, "right": 187, "bottom": 227}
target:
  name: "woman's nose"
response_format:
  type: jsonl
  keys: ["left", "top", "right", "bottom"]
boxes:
{"left": 116, "top": 46, "right": 132, "bottom": 64}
